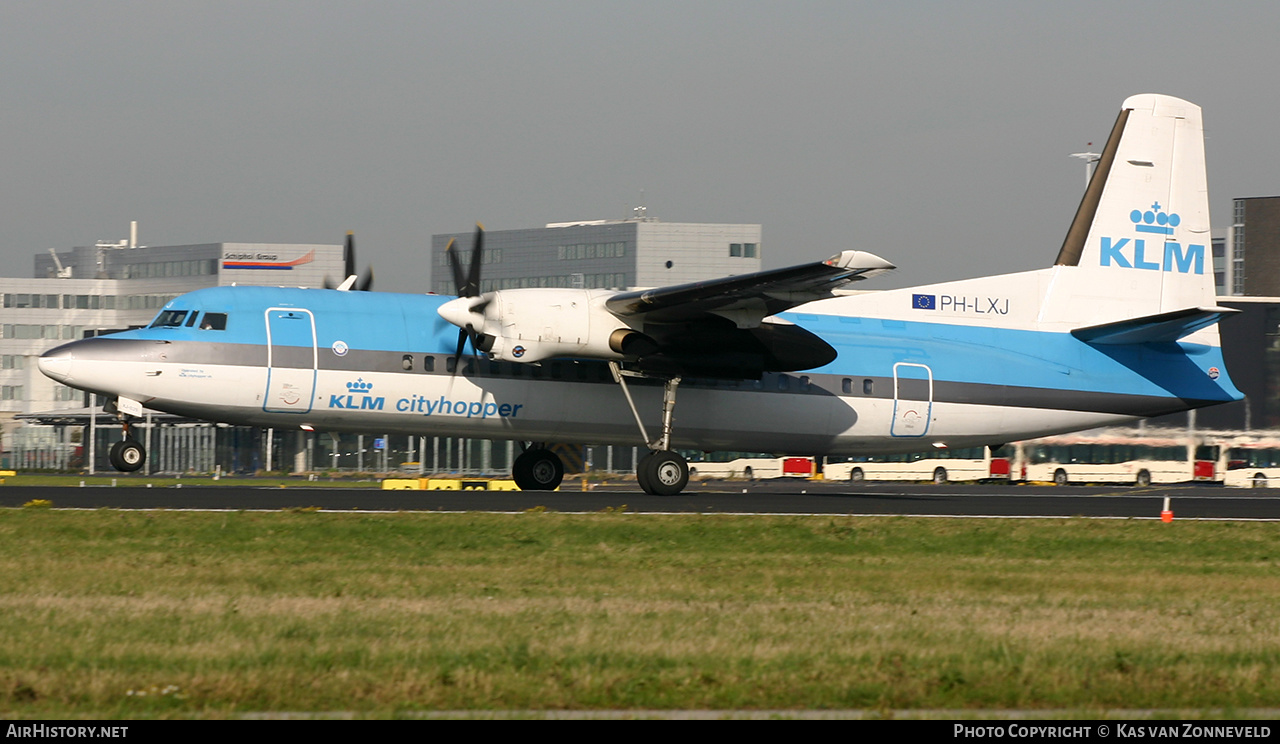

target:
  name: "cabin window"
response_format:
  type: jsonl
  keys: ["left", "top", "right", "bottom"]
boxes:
{"left": 842, "top": 378, "right": 852, "bottom": 395}
{"left": 423, "top": 355, "right": 435, "bottom": 373}
{"left": 446, "top": 357, "right": 457, "bottom": 374}
{"left": 200, "top": 313, "right": 227, "bottom": 330}
{"left": 150, "top": 310, "right": 188, "bottom": 328}
{"left": 401, "top": 355, "right": 413, "bottom": 371}
{"left": 863, "top": 379, "right": 874, "bottom": 395}
{"left": 777, "top": 375, "right": 790, "bottom": 392}
{"left": 799, "top": 375, "right": 811, "bottom": 392}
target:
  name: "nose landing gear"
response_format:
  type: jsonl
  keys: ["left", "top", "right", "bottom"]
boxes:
{"left": 104, "top": 400, "right": 146, "bottom": 473}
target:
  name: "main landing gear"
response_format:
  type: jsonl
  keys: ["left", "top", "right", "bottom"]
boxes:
{"left": 511, "top": 445, "right": 564, "bottom": 491}
{"left": 610, "top": 362, "right": 690, "bottom": 496}
{"left": 506, "top": 365, "right": 692, "bottom": 496}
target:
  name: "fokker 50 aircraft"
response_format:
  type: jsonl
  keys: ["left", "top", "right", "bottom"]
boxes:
{"left": 39, "top": 94, "right": 1241, "bottom": 495}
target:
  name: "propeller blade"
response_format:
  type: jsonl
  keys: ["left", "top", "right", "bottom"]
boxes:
{"left": 451, "top": 326, "right": 485, "bottom": 376}
{"left": 454, "top": 327, "right": 468, "bottom": 365}
{"left": 465, "top": 223, "right": 485, "bottom": 297}
{"left": 344, "top": 232, "right": 357, "bottom": 280}
{"left": 326, "top": 231, "right": 373, "bottom": 291}
{"left": 445, "top": 224, "right": 491, "bottom": 371}
{"left": 445, "top": 238, "right": 467, "bottom": 296}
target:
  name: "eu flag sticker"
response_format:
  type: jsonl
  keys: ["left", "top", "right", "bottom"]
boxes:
{"left": 912, "top": 294, "right": 936, "bottom": 310}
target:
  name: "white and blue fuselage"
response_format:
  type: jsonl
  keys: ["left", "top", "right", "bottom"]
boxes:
{"left": 37, "top": 276, "right": 1238, "bottom": 457}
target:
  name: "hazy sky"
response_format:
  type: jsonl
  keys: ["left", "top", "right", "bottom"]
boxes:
{"left": 2, "top": 1, "right": 1278, "bottom": 293}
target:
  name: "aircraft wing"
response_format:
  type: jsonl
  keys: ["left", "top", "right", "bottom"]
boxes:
{"left": 604, "top": 250, "right": 894, "bottom": 328}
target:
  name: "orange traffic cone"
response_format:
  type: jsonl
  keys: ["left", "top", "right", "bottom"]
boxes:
{"left": 1161, "top": 496, "right": 1173, "bottom": 523}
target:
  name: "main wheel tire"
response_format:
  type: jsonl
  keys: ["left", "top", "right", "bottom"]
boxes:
{"left": 932, "top": 467, "right": 948, "bottom": 485}
{"left": 636, "top": 452, "right": 654, "bottom": 493}
{"left": 638, "top": 451, "right": 689, "bottom": 496}
{"left": 849, "top": 467, "right": 865, "bottom": 483}
{"left": 1053, "top": 468, "right": 1068, "bottom": 486}
{"left": 512, "top": 448, "right": 563, "bottom": 491}
{"left": 110, "top": 439, "right": 146, "bottom": 473}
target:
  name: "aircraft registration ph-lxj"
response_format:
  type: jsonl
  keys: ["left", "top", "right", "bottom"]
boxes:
{"left": 39, "top": 94, "right": 1242, "bottom": 495}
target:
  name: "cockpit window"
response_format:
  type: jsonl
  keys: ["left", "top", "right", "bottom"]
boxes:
{"left": 200, "top": 313, "right": 228, "bottom": 331}
{"left": 150, "top": 310, "right": 188, "bottom": 328}
{"left": 185, "top": 312, "right": 200, "bottom": 327}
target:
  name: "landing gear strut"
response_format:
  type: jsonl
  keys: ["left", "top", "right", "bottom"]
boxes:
{"left": 610, "top": 362, "right": 690, "bottom": 496}
{"left": 512, "top": 445, "right": 563, "bottom": 491}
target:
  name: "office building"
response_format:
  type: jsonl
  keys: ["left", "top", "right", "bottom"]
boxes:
{"left": 431, "top": 214, "right": 762, "bottom": 294}
{"left": 1223, "top": 196, "right": 1280, "bottom": 296}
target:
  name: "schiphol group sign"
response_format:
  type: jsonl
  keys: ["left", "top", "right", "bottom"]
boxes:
{"left": 222, "top": 249, "right": 316, "bottom": 271}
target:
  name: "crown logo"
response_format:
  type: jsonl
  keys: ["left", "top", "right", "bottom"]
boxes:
{"left": 346, "top": 378, "right": 373, "bottom": 393}
{"left": 1130, "top": 202, "right": 1180, "bottom": 235}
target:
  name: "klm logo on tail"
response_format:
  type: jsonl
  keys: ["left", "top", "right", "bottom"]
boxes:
{"left": 1099, "top": 203, "right": 1204, "bottom": 275}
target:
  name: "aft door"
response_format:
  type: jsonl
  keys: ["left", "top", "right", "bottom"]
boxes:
{"left": 264, "top": 307, "right": 317, "bottom": 414}
{"left": 891, "top": 362, "right": 933, "bottom": 437}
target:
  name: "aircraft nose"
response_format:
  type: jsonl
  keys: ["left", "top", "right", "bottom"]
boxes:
{"left": 38, "top": 345, "right": 75, "bottom": 383}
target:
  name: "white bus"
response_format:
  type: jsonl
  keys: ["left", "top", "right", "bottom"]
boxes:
{"left": 682, "top": 453, "right": 816, "bottom": 480}
{"left": 1017, "top": 429, "right": 1217, "bottom": 486}
{"left": 1216, "top": 432, "right": 1280, "bottom": 488}
{"left": 823, "top": 446, "right": 1007, "bottom": 484}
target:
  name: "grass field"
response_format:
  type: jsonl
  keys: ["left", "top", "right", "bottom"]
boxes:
{"left": 0, "top": 508, "right": 1276, "bottom": 717}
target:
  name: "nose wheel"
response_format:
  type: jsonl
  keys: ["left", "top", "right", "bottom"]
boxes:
{"left": 109, "top": 438, "right": 146, "bottom": 472}
{"left": 106, "top": 409, "right": 146, "bottom": 473}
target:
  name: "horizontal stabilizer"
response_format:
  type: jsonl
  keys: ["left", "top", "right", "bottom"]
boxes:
{"left": 1070, "top": 306, "right": 1238, "bottom": 345}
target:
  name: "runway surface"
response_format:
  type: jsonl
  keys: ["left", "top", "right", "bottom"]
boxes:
{"left": 3, "top": 480, "right": 1280, "bottom": 519}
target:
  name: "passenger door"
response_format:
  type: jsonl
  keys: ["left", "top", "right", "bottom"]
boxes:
{"left": 891, "top": 362, "right": 933, "bottom": 438}
{"left": 264, "top": 307, "right": 317, "bottom": 413}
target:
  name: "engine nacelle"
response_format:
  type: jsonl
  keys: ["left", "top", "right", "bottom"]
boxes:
{"left": 438, "top": 288, "right": 644, "bottom": 364}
